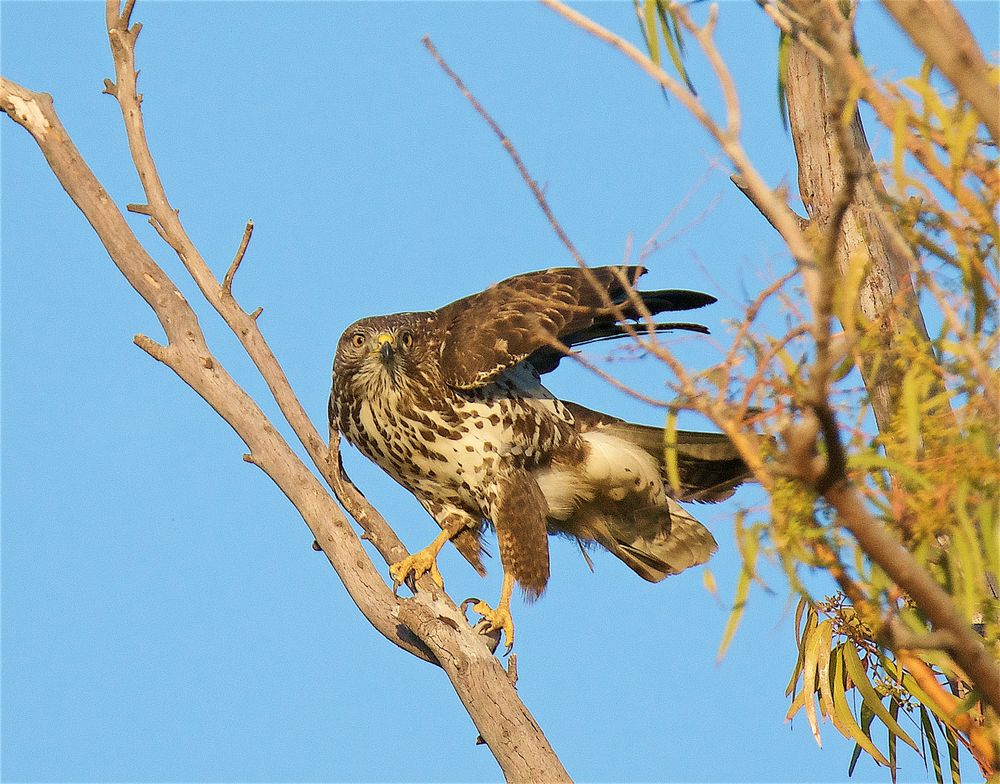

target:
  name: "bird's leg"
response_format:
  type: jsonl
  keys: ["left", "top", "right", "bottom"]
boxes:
{"left": 389, "top": 517, "right": 466, "bottom": 592}
{"left": 465, "top": 571, "right": 516, "bottom": 654}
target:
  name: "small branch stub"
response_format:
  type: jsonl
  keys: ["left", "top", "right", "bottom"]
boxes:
{"left": 133, "top": 333, "right": 168, "bottom": 361}
{"left": 222, "top": 219, "right": 254, "bottom": 296}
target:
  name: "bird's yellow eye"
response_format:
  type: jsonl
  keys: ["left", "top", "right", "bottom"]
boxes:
{"left": 399, "top": 331, "right": 413, "bottom": 349}
{"left": 350, "top": 332, "right": 365, "bottom": 349}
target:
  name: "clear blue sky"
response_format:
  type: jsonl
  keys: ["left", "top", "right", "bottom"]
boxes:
{"left": 3, "top": 2, "right": 996, "bottom": 782}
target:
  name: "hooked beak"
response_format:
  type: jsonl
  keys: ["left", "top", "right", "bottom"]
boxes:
{"left": 376, "top": 332, "right": 395, "bottom": 364}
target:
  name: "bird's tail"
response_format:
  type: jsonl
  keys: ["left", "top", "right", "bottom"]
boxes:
{"left": 594, "top": 501, "right": 718, "bottom": 582}
{"left": 544, "top": 403, "right": 754, "bottom": 582}
{"left": 603, "top": 421, "right": 751, "bottom": 502}
{"left": 563, "top": 401, "right": 753, "bottom": 502}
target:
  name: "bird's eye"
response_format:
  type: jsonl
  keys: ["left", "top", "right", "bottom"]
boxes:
{"left": 350, "top": 332, "right": 365, "bottom": 349}
{"left": 399, "top": 331, "right": 413, "bottom": 349}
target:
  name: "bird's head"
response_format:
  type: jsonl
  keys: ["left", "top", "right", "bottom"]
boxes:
{"left": 333, "top": 312, "right": 432, "bottom": 398}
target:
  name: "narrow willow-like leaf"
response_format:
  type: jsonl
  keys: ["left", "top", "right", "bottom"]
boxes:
{"left": 802, "top": 619, "right": 826, "bottom": 746}
{"left": 837, "top": 249, "right": 869, "bottom": 344}
{"left": 702, "top": 567, "right": 718, "bottom": 599}
{"left": 794, "top": 596, "right": 809, "bottom": 646}
{"left": 643, "top": 0, "right": 660, "bottom": 66}
{"left": 842, "top": 644, "right": 919, "bottom": 751}
{"left": 891, "top": 660, "right": 951, "bottom": 725}
{"left": 848, "top": 701, "right": 876, "bottom": 777}
{"left": 786, "top": 687, "right": 807, "bottom": 722}
{"left": 903, "top": 73, "right": 947, "bottom": 127}
{"left": 663, "top": 409, "right": 681, "bottom": 496}
{"left": 655, "top": 1, "right": 695, "bottom": 94}
{"left": 952, "top": 479, "right": 986, "bottom": 623}
{"left": 716, "top": 562, "right": 751, "bottom": 663}
{"left": 847, "top": 453, "right": 932, "bottom": 489}
{"left": 943, "top": 723, "right": 960, "bottom": 784}
{"left": 947, "top": 511, "right": 980, "bottom": 624}
{"left": 815, "top": 620, "right": 835, "bottom": 721}
{"left": 892, "top": 101, "right": 908, "bottom": 190}
{"left": 777, "top": 31, "right": 790, "bottom": 130}
{"left": 786, "top": 599, "right": 813, "bottom": 697}
{"left": 888, "top": 699, "right": 899, "bottom": 784}
{"left": 920, "top": 705, "right": 944, "bottom": 784}
{"left": 901, "top": 365, "right": 922, "bottom": 458}
{"left": 831, "top": 646, "right": 890, "bottom": 766}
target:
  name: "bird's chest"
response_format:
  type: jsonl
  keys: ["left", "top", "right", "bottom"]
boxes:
{"left": 345, "top": 383, "right": 570, "bottom": 506}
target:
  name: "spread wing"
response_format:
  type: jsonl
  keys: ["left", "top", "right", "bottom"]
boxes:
{"left": 437, "top": 266, "right": 716, "bottom": 390}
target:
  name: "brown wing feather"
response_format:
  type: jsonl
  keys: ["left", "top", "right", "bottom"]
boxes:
{"left": 440, "top": 266, "right": 683, "bottom": 389}
{"left": 437, "top": 266, "right": 716, "bottom": 389}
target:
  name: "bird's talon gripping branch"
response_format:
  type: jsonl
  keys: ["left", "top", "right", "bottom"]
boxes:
{"left": 389, "top": 547, "right": 445, "bottom": 592}
{"left": 467, "top": 597, "right": 516, "bottom": 654}
{"left": 463, "top": 572, "right": 517, "bottom": 654}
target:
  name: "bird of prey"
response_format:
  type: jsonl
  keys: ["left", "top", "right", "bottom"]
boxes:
{"left": 330, "top": 266, "right": 749, "bottom": 650}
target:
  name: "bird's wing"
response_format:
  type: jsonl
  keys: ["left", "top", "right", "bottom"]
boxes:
{"left": 437, "top": 266, "right": 715, "bottom": 389}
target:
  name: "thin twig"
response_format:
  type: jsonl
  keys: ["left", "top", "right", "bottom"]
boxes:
{"left": 222, "top": 219, "right": 254, "bottom": 296}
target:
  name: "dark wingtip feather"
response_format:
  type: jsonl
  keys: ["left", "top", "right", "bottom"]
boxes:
{"left": 638, "top": 289, "right": 717, "bottom": 313}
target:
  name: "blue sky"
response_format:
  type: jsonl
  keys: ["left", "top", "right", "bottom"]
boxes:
{"left": 3, "top": 2, "right": 997, "bottom": 782}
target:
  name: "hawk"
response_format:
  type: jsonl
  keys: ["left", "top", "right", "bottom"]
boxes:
{"left": 331, "top": 266, "right": 749, "bottom": 650}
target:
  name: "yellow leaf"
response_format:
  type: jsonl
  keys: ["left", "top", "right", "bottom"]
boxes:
{"left": 716, "top": 564, "right": 751, "bottom": 663}
{"left": 702, "top": 567, "right": 718, "bottom": 599}
{"left": 663, "top": 409, "right": 681, "bottom": 495}
{"left": 802, "top": 618, "right": 826, "bottom": 747}
{"left": 842, "top": 643, "right": 919, "bottom": 751}
{"left": 830, "top": 646, "right": 890, "bottom": 766}
{"left": 816, "top": 620, "right": 835, "bottom": 721}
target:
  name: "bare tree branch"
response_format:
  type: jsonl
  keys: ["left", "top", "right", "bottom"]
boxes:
{"left": 2, "top": 8, "right": 573, "bottom": 775}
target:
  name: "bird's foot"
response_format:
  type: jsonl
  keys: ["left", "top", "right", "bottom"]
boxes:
{"left": 389, "top": 548, "right": 444, "bottom": 593}
{"left": 462, "top": 596, "right": 515, "bottom": 654}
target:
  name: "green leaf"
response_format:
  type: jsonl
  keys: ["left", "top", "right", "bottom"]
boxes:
{"left": 920, "top": 705, "right": 944, "bottom": 784}
{"left": 888, "top": 699, "right": 899, "bottom": 784}
{"left": 777, "top": 31, "right": 790, "bottom": 131}
{"left": 830, "top": 645, "right": 890, "bottom": 766}
{"left": 901, "top": 365, "right": 923, "bottom": 457}
{"left": 847, "top": 452, "right": 932, "bottom": 489}
{"left": 716, "top": 561, "right": 751, "bottom": 662}
{"left": 848, "top": 701, "right": 876, "bottom": 777}
{"left": 786, "top": 598, "right": 813, "bottom": 697}
{"left": 643, "top": 0, "right": 660, "bottom": 66}
{"left": 655, "top": 1, "right": 695, "bottom": 94}
{"left": 951, "top": 479, "right": 986, "bottom": 623}
{"left": 802, "top": 619, "right": 826, "bottom": 746}
{"left": 944, "top": 723, "right": 960, "bottom": 784}
{"left": 842, "top": 644, "right": 919, "bottom": 751}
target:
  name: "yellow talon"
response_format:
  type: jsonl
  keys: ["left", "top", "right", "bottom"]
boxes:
{"left": 470, "top": 599, "right": 515, "bottom": 653}
{"left": 389, "top": 548, "right": 445, "bottom": 591}
{"left": 464, "top": 572, "right": 517, "bottom": 654}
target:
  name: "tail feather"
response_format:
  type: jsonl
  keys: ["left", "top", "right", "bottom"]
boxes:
{"left": 563, "top": 401, "right": 753, "bottom": 502}
{"left": 561, "top": 501, "right": 718, "bottom": 583}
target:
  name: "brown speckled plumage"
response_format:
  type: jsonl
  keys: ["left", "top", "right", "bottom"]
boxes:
{"left": 330, "top": 266, "right": 750, "bottom": 600}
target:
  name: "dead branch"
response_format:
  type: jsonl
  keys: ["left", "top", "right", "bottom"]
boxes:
{"left": 222, "top": 219, "right": 254, "bottom": 296}
{"left": 1, "top": 6, "right": 572, "bottom": 777}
